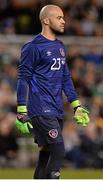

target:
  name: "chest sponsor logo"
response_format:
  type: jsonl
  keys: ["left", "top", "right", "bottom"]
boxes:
{"left": 59, "top": 48, "right": 65, "bottom": 57}
{"left": 49, "top": 129, "right": 58, "bottom": 138}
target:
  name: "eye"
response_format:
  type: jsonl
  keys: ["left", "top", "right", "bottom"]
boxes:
{"left": 57, "top": 16, "right": 61, "bottom": 19}
{"left": 57, "top": 16, "right": 62, "bottom": 19}
{"left": 57, "top": 16, "right": 64, "bottom": 20}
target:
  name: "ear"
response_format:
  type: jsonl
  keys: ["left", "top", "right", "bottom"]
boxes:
{"left": 43, "top": 17, "right": 49, "bottom": 25}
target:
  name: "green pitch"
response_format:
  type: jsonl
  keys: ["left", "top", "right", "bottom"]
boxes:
{"left": 0, "top": 168, "right": 103, "bottom": 179}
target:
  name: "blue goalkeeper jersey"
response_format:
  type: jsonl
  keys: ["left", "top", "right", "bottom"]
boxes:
{"left": 17, "top": 34, "right": 78, "bottom": 118}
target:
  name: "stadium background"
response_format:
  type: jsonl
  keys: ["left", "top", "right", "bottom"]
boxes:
{"left": 0, "top": 0, "right": 103, "bottom": 179}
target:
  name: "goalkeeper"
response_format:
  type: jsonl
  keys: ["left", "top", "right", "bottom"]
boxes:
{"left": 16, "top": 4, "right": 90, "bottom": 179}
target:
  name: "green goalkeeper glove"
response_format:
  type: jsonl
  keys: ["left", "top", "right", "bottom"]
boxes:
{"left": 16, "top": 106, "right": 33, "bottom": 134}
{"left": 71, "top": 100, "right": 90, "bottom": 126}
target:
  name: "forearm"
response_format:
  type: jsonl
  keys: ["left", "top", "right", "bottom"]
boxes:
{"left": 17, "top": 79, "right": 29, "bottom": 105}
{"left": 63, "top": 75, "right": 78, "bottom": 103}
{"left": 62, "top": 62, "right": 79, "bottom": 103}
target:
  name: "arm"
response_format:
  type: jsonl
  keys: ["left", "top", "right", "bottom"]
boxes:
{"left": 62, "top": 62, "right": 79, "bottom": 103}
{"left": 17, "top": 43, "right": 36, "bottom": 105}
{"left": 16, "top": 43, "right": 37, "bottom": 134}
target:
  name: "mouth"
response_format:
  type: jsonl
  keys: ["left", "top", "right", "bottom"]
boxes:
{"left": 61, "top": 26, "right": 65, "bottom": 31}
{"left": 61, "top": 26, "right": 64, "bottom": 29}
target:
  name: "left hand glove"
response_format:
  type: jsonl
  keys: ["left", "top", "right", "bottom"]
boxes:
{"left": 74, "top": 107, "right": 90, "bottom": 126}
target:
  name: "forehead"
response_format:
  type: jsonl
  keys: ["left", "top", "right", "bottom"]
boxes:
{"left": 48, "top": 7, "right": 64, "bottom": 17}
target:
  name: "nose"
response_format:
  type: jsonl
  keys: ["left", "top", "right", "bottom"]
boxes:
{"left": 61, "top": 18, "right": 65, "bottom": 24}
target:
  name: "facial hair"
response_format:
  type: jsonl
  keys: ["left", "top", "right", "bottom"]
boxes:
{"left": 50, "top": 25, "right": 64, "bottom": 35}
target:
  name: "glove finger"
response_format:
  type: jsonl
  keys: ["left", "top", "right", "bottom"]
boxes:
{"left": 81, "top": 108, "right": 89, "bottom": 114}
{"left": 82, "top": 116, "right": 90, "bottom": 126}
{"left": 83, "top": 114, "right": 90, "bottom": 124}
{"left": 23, "top": 123, "right": 30, "bottom": 134}
{"left": 74, "top": 116, "right": 83, "bottom": 124}
{"left": 16, "top": 121, "right": 24, "bottom": 133}
{"left": 27, "top": 122, "right": 33, "bottom": 129}
{"left": 16, "top": 119, "right": 23, "bottom": 128}
{"left": 74, "top": 116, "right": 88, "bottom": 126}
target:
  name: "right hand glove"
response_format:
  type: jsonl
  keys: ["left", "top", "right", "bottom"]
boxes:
{"left": 16, "top": 106, "right": 33, "bottom": 134}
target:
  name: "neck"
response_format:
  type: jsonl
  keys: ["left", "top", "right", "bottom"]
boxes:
{"left": 41, "top": 27, "right": 56, "bottom": 41}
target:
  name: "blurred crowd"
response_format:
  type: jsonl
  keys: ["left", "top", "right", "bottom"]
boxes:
{"left": 0, "top": 0, "right": 103, "bottom": 169}
{"left": 0, "top": 0, "right": 103, "bottom": 36}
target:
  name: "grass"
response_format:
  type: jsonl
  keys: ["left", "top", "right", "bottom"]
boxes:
{"left": 0, "top": 168, "right": 103, "bottom": 179}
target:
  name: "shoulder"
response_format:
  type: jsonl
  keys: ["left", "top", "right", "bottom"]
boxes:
{"left": 57, "top": 39, "right": 65, "bottom": 47}
{"left": 21, "top": 40, "right": 38, "bottom": 53}
{"left": 21, "top": 34, "right": 43, "bottom": 52}
{"left": 21, "top": 42, "right": 31, "bottom": 52}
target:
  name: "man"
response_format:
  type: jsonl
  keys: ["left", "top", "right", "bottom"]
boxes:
{"left": 16, "top": 5, "right": 90, "bottom": 179}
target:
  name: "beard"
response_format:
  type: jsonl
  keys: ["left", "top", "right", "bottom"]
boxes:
{"left": 50, "top": 26, "right": 64, "bottom": 35}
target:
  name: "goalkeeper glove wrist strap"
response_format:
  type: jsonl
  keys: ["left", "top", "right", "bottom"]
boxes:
{"left": 17, "top": 105, "right": 27, "bottom": 113}
{"left": 71, "top": 100, "right": 81, "bottom": 108}
{"left": 71, "top": 100, "right": 81, "bottom": 112}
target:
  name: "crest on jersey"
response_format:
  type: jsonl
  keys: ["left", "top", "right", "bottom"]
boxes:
{"left": 59, "top": 48, "right": 65, "bottom": 57}
{"left": 49, "top": 129, "right": 58, "bottom": 138}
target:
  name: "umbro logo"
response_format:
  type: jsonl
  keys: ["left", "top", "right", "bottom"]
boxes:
{"left": 46, "top": 51, "right": 52, "bottom": 56}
